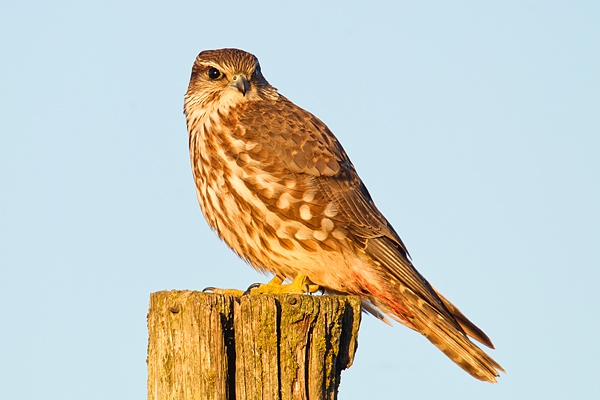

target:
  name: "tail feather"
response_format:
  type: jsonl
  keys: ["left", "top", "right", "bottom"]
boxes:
{"left": 374, "top": 283, "right": 504, "bottom": 383}
{"left": 411, "top": 299, "right": 505, "bottom": 382}
{"left": 433, "top": 288, "right": 495, "bottom": 349}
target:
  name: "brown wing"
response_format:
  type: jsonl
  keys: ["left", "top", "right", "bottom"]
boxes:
{"left": 235, "top": 96, "right": 460, "bottom": 327}
{"left": 233, "top": 95, "right": 502, "bottom": 381}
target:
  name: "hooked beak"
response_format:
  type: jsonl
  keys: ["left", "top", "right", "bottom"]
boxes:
{"left": 229, "top": 74, "right": 250, "bottom": 96}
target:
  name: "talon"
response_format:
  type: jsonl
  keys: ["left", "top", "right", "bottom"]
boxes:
{"left": 243, "top": 283, "right": 261, "bottom": 295}
{"left": 202, "top": 287, "right": 245, "bottom": 296}
{"left": 308, "top": 284, "right": 321, "bottom": 294}
{"left": 203, "top": 275, "right": 321, "bottom": 296}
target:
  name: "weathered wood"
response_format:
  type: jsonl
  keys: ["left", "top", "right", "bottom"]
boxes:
{"left": 148, "top": 291, "right": 361, "bottom": 400}
{"left": 147, "top": 291, "right": 236, "bottom": 400}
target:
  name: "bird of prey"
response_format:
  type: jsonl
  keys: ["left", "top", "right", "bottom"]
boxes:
{"left": 184, "top": 48, "right": 504, "bottom": 382}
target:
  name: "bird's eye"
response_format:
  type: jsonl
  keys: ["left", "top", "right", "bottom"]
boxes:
{"left": 208, "top": 68, "right": 222, "bottom": 80}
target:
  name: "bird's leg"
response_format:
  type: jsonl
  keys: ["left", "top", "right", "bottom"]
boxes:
{"left": 246, "top": 274, "right": 321, "bottom": 295}
{"left": 204, "top": 274, "right": 320, "bottom": 296}
{"left": 202, "top": 286, "right": 246, "bottom": 296}
{"left": 203, "top": 276, "right": 285, "bottom": 296}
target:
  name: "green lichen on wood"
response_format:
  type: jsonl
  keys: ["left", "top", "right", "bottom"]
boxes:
{"left": 148, "top": 291, "right": 360, "bottom": 400}
{"left": 148, "top": 291, "right": 236, "bottom": 400}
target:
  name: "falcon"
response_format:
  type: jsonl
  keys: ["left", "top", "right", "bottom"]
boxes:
{"left": 184, "top": 48, "right": 504, "bottom": 382}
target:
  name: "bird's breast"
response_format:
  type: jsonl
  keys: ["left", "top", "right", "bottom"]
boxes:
{"left": 187, "top": 110, "right": 356, "bottom": 286}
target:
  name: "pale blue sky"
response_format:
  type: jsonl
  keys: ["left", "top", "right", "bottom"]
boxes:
{"left": 1, "top": 1, "right": 599, "bottom": 399}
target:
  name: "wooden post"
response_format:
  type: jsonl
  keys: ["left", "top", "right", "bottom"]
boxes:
{"left": 147, "top": 291, "right": 361, "bottom": 400}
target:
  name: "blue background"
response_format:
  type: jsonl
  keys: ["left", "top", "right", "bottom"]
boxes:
{"left": 2, "top": 1, "right": 599, "bottom": 398}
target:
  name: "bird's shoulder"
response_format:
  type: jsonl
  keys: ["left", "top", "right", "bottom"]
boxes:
{"left": 234, "top": 95, "right": 408, "bottom": 246}
{"left": 229, "top": 95, "right": 354, "bottom": 177}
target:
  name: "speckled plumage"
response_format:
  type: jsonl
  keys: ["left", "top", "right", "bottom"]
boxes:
{"left": 184, "top": 48, "right": 503, "bottom": 382}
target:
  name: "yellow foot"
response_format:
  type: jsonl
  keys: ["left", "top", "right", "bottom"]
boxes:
{"left": 202, "top": 287, "right": 245, "bottom": 296}
{"left": 247, "top": 274, "right": 321, "bottom": 295}
{"left": 203, "top": 274, "right": 321, "bottom": 296}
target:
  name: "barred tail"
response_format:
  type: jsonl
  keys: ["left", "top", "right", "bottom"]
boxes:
{"left": 372, "top": 281, "right": 504, "bottom": 382}
{"left": 409, "top": 300, "right": 505, "bottom": 382}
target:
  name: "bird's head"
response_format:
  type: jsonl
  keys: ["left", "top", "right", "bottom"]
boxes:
{"left": 185, "top": 48, "right": 278, "bottom": 116}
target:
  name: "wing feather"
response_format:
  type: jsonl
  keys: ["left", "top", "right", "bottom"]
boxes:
{"left": 238, "top": 97, "right": 458, "bottom": 320}
{"left": 237, "top": 96, "right": 494, "bottom": 349}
